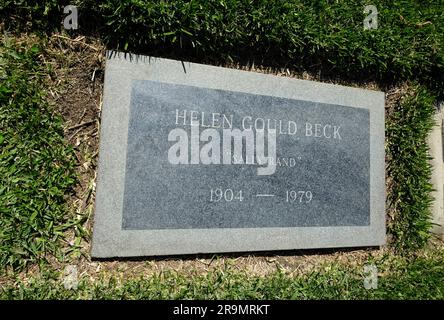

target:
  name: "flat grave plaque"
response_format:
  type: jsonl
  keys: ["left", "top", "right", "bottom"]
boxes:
{"left": 91, "top": 52, "right": 385, "bottom": 258}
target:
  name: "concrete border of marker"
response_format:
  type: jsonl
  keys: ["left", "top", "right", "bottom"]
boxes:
{"left": 428, "top": 102, "right": 444, "bottom": 239}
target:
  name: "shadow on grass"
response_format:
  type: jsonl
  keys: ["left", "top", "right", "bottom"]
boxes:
{"left": 91, "top": 246, "right": 381, "bottom": 263}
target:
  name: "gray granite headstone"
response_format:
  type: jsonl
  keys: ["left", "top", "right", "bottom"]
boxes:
{"left": 91, "top": 52, "right": 386, "bottom": 258}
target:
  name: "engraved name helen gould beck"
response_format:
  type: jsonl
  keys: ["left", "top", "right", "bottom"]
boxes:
{"left": 91, "top": 52, "right": 386, "bottom": 258}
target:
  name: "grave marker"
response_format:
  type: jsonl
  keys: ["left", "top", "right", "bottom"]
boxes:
{"left": 91, "top": 52, "right": 386, "bottom": 258}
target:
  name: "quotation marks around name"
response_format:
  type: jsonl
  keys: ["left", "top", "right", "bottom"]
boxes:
{"left": 364, "top": 5, "right": 378, "bottom": 30}
{"left": 63, "top": 5, "right": 78, "bottom": 30}
{"left": 363, "top": 264, "right": 378, "bottom": 289}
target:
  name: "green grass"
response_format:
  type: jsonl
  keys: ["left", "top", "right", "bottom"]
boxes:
{"left": 386, "top": 84, "right": 436, "bottom": 251}
{"left": 2, "top": 0, "right": 443, "bottom": 95}
{"left": 2, "top": 246, "right": 444, "bottom": 299}
{"left": 0, "top": 38, "right": 77, "bottom": 270}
